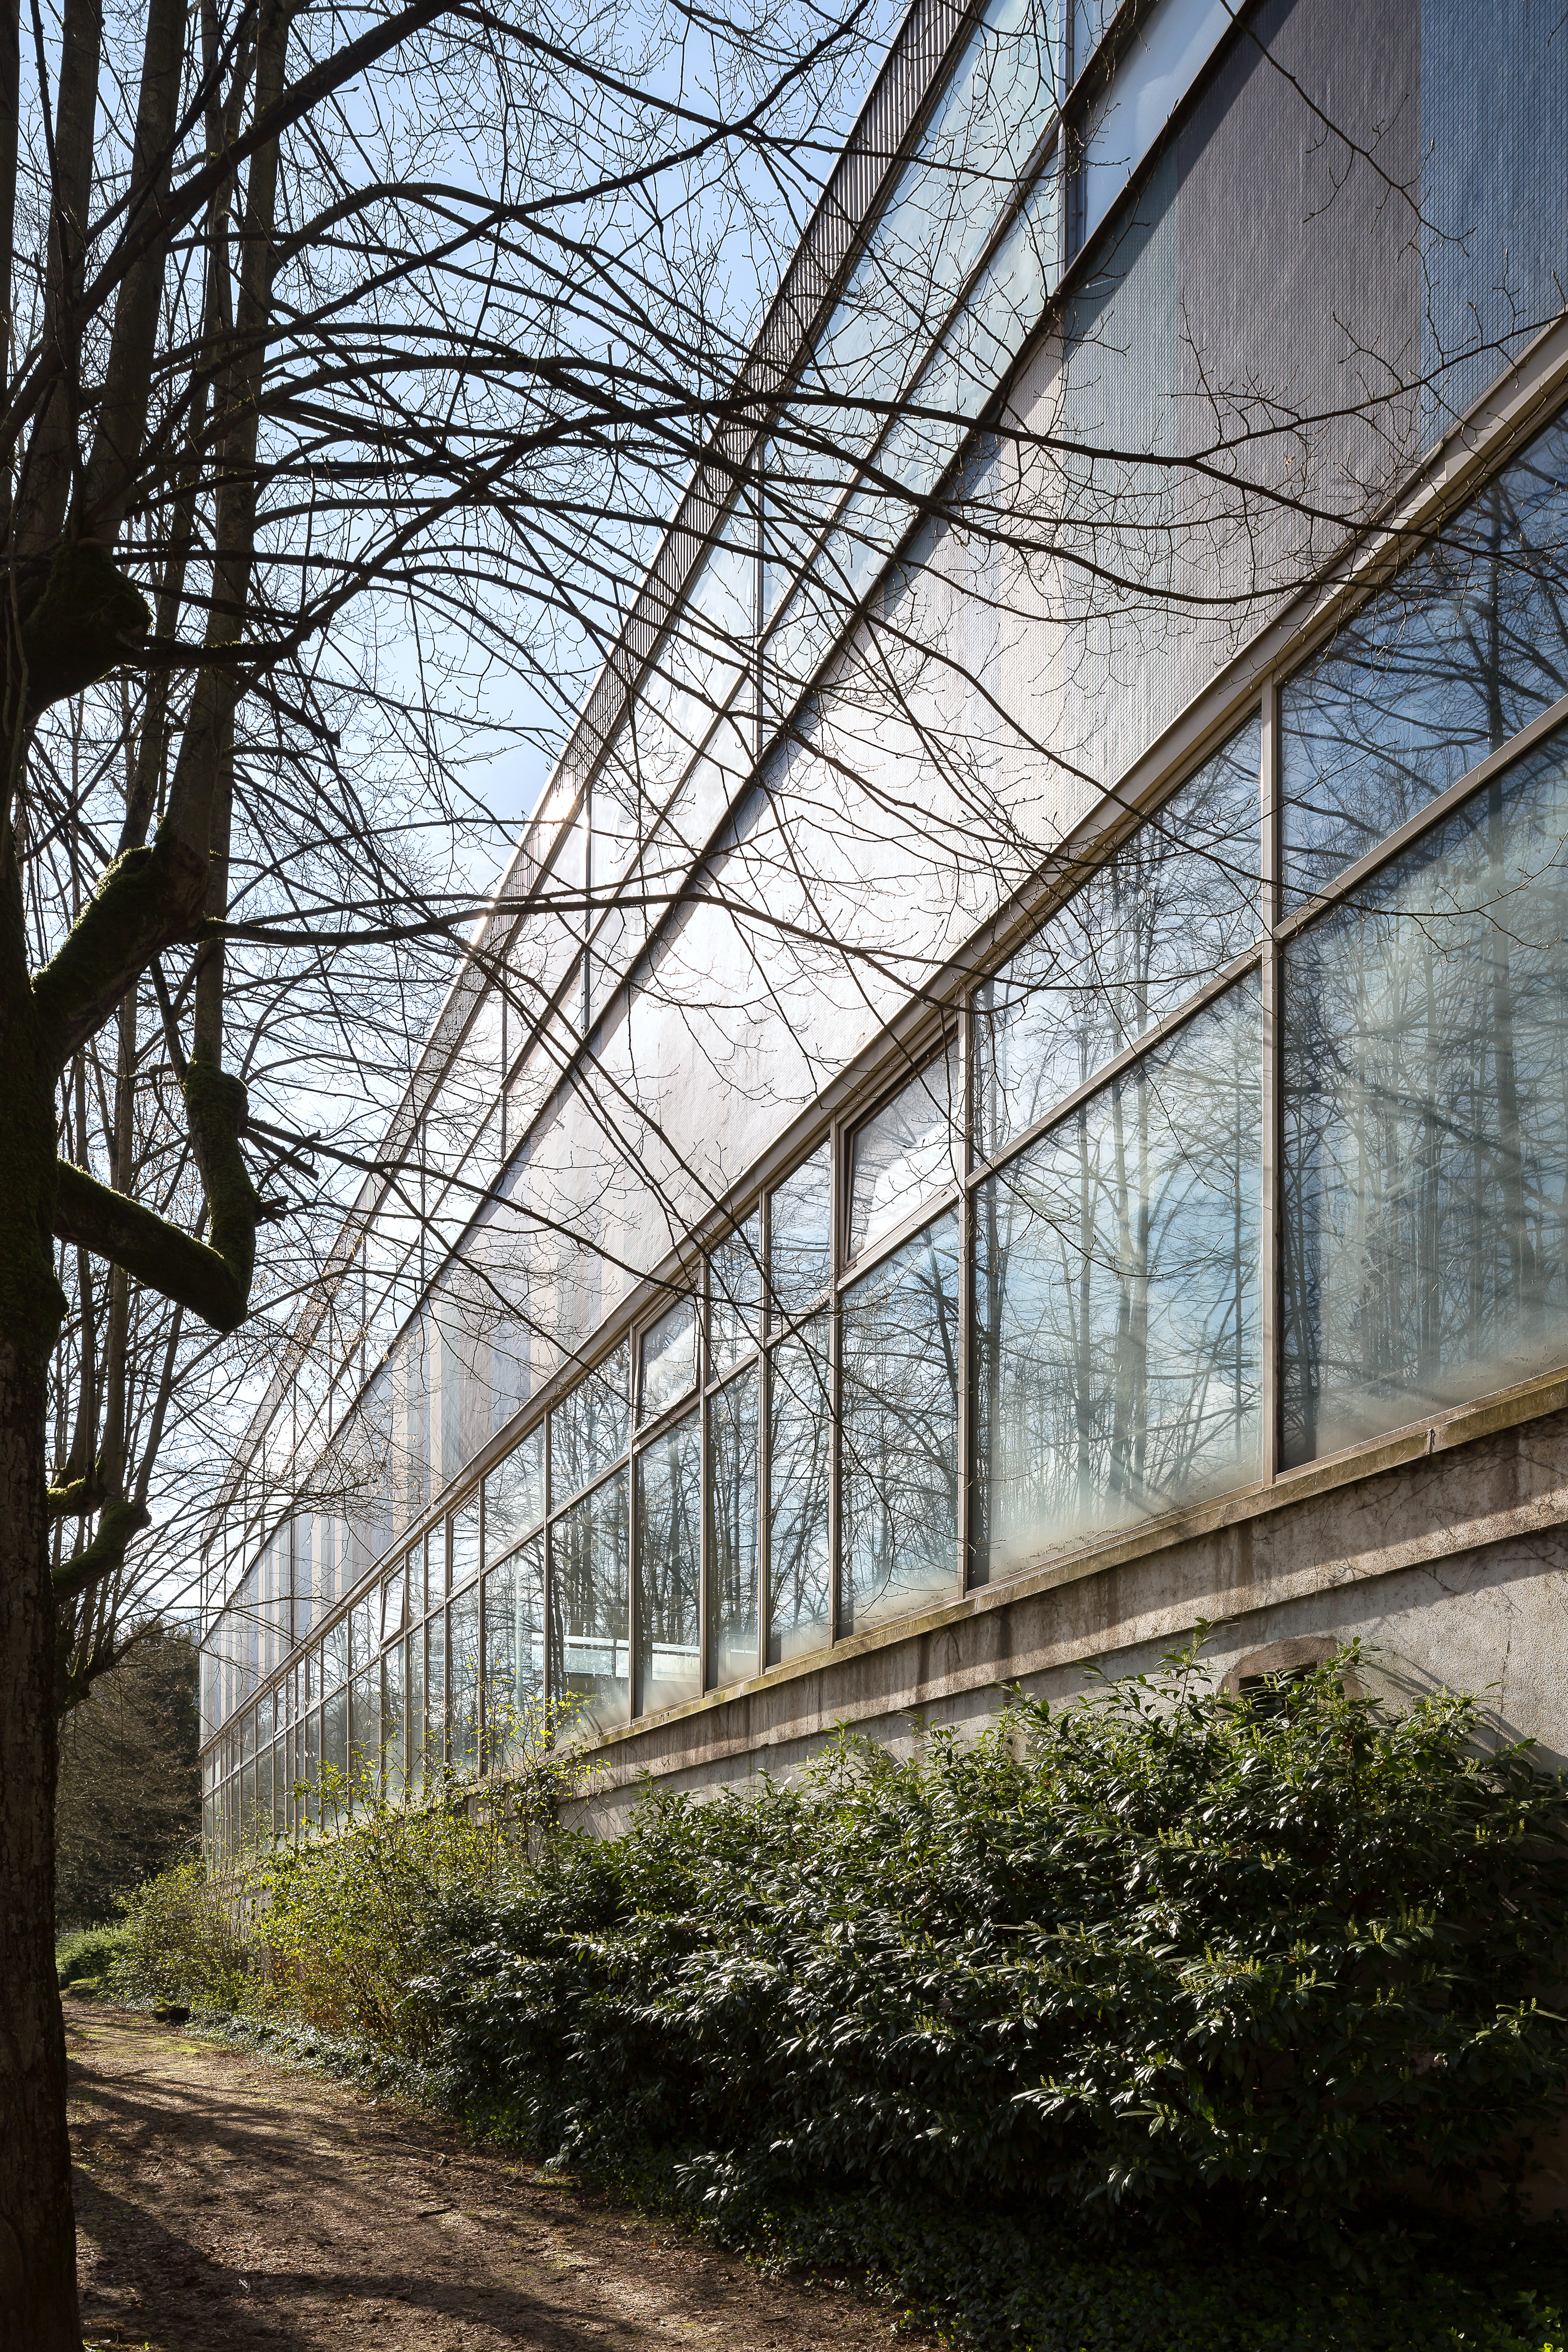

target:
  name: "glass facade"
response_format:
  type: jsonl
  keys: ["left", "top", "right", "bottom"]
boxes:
{"left": 199, "top": 7, "right": 1568, "bottom": 1861}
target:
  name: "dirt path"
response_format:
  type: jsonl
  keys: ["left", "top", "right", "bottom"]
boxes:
{"left": 66, "top": 2008, "right": 913, "bottom": 2352}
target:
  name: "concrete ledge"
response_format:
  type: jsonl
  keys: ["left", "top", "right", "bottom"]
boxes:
{"left": 575, "top": 1368, "right": 1568, "bottom": 1798}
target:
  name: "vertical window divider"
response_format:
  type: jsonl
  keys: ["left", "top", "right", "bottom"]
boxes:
{"left": 758, "top": 1191, "right": 773, "bottom": 1674}
{"left": 958, "top": 993, "right": 975, "bottom": 1591}
{"left": 1260, "top": 677, "right": 1281, "bottom": 1487}
{"left": 542, "top": 1412, "right": 553, "bottom": 1718}
{"left": 629, "top": 1434, "right": 642, "bottom": 1719}
{"left": 828, "top": 1133, "right": 844, "bottom": 1645}
{"left": 697, "top": 1295, "right": 710, "bottom": 1699}
{"left": 476, "top": 1518, "right": 487, "bottom": 1772}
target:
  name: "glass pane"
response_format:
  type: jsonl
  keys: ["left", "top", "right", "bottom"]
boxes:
{"left": 350, "top": 1667, "right": 380, "bottom": 1804}
{"left": 381, "top": 1565, "right": 405, "bottom": 1645}
{"left": 450, "top": 1491, "right": 481, "bottom": 1589}
{"left": 483, "top": 1535, "right": 545, "bottom": 1771}
{"left": 550, "top": 1344, "right": 630, "bottom": 1505}
{"left": 322, "top": 1617, "right": 347, "bottom": 1691}
{"left": 240, "top": 1707, "right": 255, "bottom": 1765}
{"left": 849, "top": 1038, "right": 963, "bottom": 1262}
{"left": 767, "top": 1316, "right": 832, "bottom": 1666}
{"left": 549, "top": 1468, "right": 630, "bottom": 1738}
{"left": 768, "top": 1146, "right": 832, "bottom": 1323}
{"left": 322, "top": 1684, "right": 348, "bottom": 1822}
{"left": 1283, "top": 725, "right": 1568, "bottom": 1464}
{"left": 708, "top": 1367, "right": 759, "bottom": 1688}
{"left": 634, "top": 1410, "right": 702, "bottom": 1715}
{"left": 1282, "top": 412, "right": 1568, "bottom": 900}
{"left": 449, "top": 1586, "right": 481, "bottom": 1778}
{"left": 639, "top": 1297, "right": 697, "bottom": 1426}
{"left": 975, "top": 977, "right": 1262, "bottom": 1580}
{"left": 710, "top": 1212, "right": 762, "bottom": 1376}
{"left": 350, "top": 1594, "right": 375, "bottom": 1672}
{"left": 406, "top": 1542, "right": 424, "bottom": 1616}
{"left": 840, "top": 1211, "right": 961, "bottom": 1636}
{"left": 303, "top": 1707, "right": 321, "bottom": 1826}
{"left": 976, "top": 718, "right": 1261, "bottom": 1160}
{"left": 484, "top": 1425, "right": 545, "bottom": 1560}
{"left": 382, "top": 1643, "right": 406, "bottom": 1802}
{"left": 406, "top": 1628, "right": 425, "bottom": 1798}
{"left": 426, "top": 1610, "right": 446, "bottom": 1775}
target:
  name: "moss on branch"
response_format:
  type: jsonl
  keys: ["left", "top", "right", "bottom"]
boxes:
{"left": 182, "top": 1055, "right": 261, "bottom": 1304}
{"left": 20, "top": 536, "right": 150, "bottom": 715}
{"left": 32, "top": 820, "right": 209, "bottom": 1064}
{"left": 48, "top": 1468, "right": 103, "bottom": 1519}
{"left": 52, "top": 1498, "right": 151, "bottom": 1608}
{"left": 53, "top": 1159, "right": 251, "bottom": 1333}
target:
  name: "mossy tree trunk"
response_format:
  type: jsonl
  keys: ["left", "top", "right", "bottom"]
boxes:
{"left": 0, "top": 1, "right": 357, "bottom": 2333}
{"left": 0, "top": 821, "right": 79, "bottom": 2342}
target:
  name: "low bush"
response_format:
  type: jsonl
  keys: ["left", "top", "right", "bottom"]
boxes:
{"left": 743, "top": 2192, "right": 1568, "bottom": 2352}
{"left": 55, "top": 1922, "right": 129, "bottom": 1988}
{"left": 412, "top": 1650, "right": 1568, "bottom": 2254}
{"left": 260, "top": 1787, "right": 525, "bottom": 2043}
{"left": 115, "top": 1733, "right": 579, "bottom": 2027}
{"left": 114, "top": 1855, "right": 254, "bottom": 2008}
{"left": 117, "top": 1649, "right": 1568, "bottom": 2344}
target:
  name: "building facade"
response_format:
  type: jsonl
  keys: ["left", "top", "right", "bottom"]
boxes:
{"left": 200, "top": 0, "right": 1568, "bottom": 1855}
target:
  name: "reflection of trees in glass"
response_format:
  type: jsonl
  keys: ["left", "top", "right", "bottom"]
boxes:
{"left": 840, "top": 1213, "right": 961, "bottom": 1633}
{"left": 349, "top": 1668, "right": 379, "bottom": 1804}
{"left": 426, "top": 1614, "right": 446, "bottom": 1773}
{"left": 549, "top": 1472, "right": 630, "bottom": 1736}
{"left": 975, "top": 978, "right": 1260, "bottom": 1579}
{"left": 323, "top": 1688, "right": 349, "bottom": 1815}
{"left": 635, "top": 1416, "right": 701, "bottom": 1714}
{"left": 382, "top": 1643, "right": 405, "bottom": 1801}
{"left": 975, "top": 719, "right": 1261, "bottom": 1158}
{"left": 707, "top": 1370, "right": 759, "bottom": 1686}
{"left": 768, "top": 1316, "right": 832, "bottom": 1665}
{"left": 550, "top": 1348, "right": 631, "bottom": 1504}
{"left": 484, "top": 1429, "right": 546, "bottom": 1561}
{"left": 1283, "top": 730, "right": 1568, "bottom": 1465}
{"left": 449, "top": 1587, "right": 482, "bottom": 1777}
{"left": 406, "top": 1632, "right": 425, "bottom": 1798}
{"left": 768, "top": 1150, "right": 832, "bottom": 1322}
{"left": 483, "top": 1540, "right": 546, "bottom": 1772}
{"left": 849, "top": 1039, "right": 961, "bottom": 1260}
{"left": 1283, "top": 416, "right": 1568, "bottom": 897}
{"left": 710, "top": 1215, "right": 762, "bottom": 1376}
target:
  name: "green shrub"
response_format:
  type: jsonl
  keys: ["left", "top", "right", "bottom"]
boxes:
{"left": 744, "top": 2191, "right": 1568, "bottom": 2352}
{"left": 411, "top": 1650, "right": 1568, "bottom": 2254}
{"left": 56, "top": 1923, "right": 129, "bottom": 1988}
{"left": 259, "top": 1778, "right": 527, "bottom": 2044}
{"left": 114, "top": 1856, "right": 253, "bottom": 2008}
{"left": 113, "top": 1726, "right": 582, "bottom": 2025}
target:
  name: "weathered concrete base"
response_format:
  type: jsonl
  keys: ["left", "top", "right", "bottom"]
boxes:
{"left": 567, "top": 1375, "right": 1568, "bottom": 1834}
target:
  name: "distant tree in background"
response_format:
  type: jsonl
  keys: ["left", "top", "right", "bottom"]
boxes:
{"left": 54, "top": 1628, "right": 199, "bottom": 1932}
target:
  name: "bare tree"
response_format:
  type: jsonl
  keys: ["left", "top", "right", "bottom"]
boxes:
{"left": 5, "top": 0, "right": 1562, "bottom": 2335}
{"left": 0, "top": 0, "right": 887, "bottom": 2334}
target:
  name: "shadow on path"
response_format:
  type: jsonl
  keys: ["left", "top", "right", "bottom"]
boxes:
{"left": 67, "top": 2011, "right": 900, "bottom": 2352}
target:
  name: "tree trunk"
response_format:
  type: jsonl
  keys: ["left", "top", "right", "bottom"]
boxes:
{"left": 0, "top": 817, "right": 77, "bottom": 2343}
{"left": 0, "top": 1336, "right": 79, "bottom": 2348}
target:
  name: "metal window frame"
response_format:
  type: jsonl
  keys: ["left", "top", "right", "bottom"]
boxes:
{"left": 202, "top": 369, "right": 1568, "bottom": 1801}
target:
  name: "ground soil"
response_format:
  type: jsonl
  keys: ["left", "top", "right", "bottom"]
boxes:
{"left": 66, "top": 2007, "right": 916, "bottom": 2351}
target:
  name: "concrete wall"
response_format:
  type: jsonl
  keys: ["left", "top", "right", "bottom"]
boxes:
{"left": 567, "top": 1372, "right": 1568, "bottom": 1833}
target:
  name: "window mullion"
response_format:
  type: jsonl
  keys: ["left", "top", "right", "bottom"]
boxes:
{"left": 1260, "top": 676, "right": 1280, "bottom": 1487}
